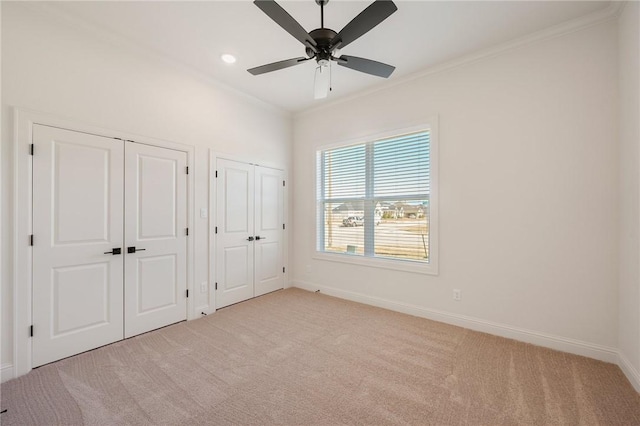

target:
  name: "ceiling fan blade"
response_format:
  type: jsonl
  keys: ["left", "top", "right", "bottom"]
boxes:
{"left": 331, "top": 0, "right": 397, "bottom": 50}
{"left": 254, "top": 0, "right": 317, "bottom": 49}
{"left": 314, "top": 65, "right": 330, "bottom": 99}
{"left": 336, "top": 55, "right": 395, "bottom": 78}
{"left": 248, "top": 57, "right": 310, "bottom": 75}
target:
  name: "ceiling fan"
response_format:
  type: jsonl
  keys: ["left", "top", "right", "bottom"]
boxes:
{"left": 248, "top": 0, "right": 397, "bottom": 99}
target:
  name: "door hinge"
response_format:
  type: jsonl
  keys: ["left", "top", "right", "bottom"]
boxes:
{"left": 186, "top": 166, "right": 189, "bottom": 175}
{"left": 29, "top": 325, "right": 33, "bottom": 337}
{"left": 29, "top": 144, "right": 34, "bottom": 155}
{"left": 215, "top": 282, "right": 218, "bottom": 290}
{"left": 283, "top": 223, "right": 285, "bottom": 230}
{"left": 283, "top": 180, "right": 285, "bottom": 187}
{"left": 186, "top": 228, "right": 189, "bottom": 236}
{"left": 215, "top": 226, "right": 218, "bottom": 234}
{"left": 186, "top": 289, "right": 189, "bottom": 298}
{"left": 215, "top": 170, "right": 218, "bottom": 178}
{"left": 283, "top": 266, "right": 285, "bottom": 273}
{"left": 29, "top": 235, "right": 34, "bottom": 246}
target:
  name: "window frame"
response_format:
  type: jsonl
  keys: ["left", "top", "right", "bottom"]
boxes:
{"left": 314, "top": 120, "right": 439, "bottom": 275}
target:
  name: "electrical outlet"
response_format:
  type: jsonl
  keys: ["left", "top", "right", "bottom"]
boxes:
{"left": 200, "top": 282, "right": 207, "bottom": 293}
{"left": 453, "top": 289, "right": 461, "bottom": 301}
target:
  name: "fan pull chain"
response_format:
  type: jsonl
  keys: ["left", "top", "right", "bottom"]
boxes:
{"left": 330, "top": 62, "right": 333, "bottom": 92}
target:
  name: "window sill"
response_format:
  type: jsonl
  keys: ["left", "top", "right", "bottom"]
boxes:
{"left": 313, "top": 251, "right": 439, "bottom": 276}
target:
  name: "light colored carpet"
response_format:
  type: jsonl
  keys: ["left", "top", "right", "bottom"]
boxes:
{"left": 2, "top": 288, "right": 639, "bottom": 425}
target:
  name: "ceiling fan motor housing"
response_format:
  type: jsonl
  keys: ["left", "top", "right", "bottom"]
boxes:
{"left": 307, "top": 28, "right": 339, "bottom": 64}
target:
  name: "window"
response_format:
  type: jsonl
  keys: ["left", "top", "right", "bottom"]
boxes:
{"left": 316, "top": 125, "right": 438, "bottom": 274}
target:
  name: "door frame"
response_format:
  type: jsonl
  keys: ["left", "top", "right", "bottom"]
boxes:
{"left": 208, "top": 152, "right": 289, "bottom": 311}
{"left": 12, "top": 108, "right": 196, "bottom": 379}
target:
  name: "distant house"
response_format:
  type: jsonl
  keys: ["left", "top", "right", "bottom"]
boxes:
{"left": 382, "top": 202, "right": 425, "bottom": 219}
{"left": 381, "top": 203, "right": 403, "bottom": 219}
{"left": 330, "top": 201, "right": 382, "bottom": 219}
{"left": 402, "top": 204, "right": 424, "bottom": 219}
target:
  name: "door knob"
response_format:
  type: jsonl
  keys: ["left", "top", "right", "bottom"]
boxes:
{"left": 247, "top": 236, "right": 255, "bottom": 241}
{"left": 255, "top": 236, "right": 266, "bottom": 240}
{"left": 104, "top": 248, "right": 122, "bottom": 255}
{"left": 127, "top": 247, "right": 146, "bottom": 253}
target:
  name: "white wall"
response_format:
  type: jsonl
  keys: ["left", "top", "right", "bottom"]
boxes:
{"left": 292, "top": 21, "right": 619, "bottom": 357}
{"left": 1, "top": 3, "right": 291, "bottom": 372}
{"left": 618, "top": 1, "right": 640, "bottom": 387}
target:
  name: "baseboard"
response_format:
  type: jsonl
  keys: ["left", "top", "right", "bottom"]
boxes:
{"left": 1, "top": 364, "right": 14, "bottom": 383}
{"left": 618, "top": 352, "right": 640, "bottom": 393}
{"left": 292, "top": 280, "right": 618, "bottom": 364}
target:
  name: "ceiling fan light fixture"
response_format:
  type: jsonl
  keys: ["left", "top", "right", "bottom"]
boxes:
{"left": 314, "top": 64, "right": 330, "bottom": 99}
{"left": 221, "top": 53, "right": 237, "bottom": 64}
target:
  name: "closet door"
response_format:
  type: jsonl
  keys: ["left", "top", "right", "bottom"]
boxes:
{"left": 124, "top": 142, "right": 188, "bottom": 338}
{"left": 215, "top": 158, "right": 255, "bottom": 308}
{"left": 32, "top": 125, "right": 124, "bottom": 367}
{"left": 254, "top": 166, "right": 284, "bottom": 297}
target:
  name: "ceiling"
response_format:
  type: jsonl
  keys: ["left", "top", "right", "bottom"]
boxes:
{"left": 42, "top": 1, "right": 611, "bottom": 113}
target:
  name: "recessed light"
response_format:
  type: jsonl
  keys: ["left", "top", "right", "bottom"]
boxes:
{"left": 221, "top": 54, "right": 236, "bottom": 64}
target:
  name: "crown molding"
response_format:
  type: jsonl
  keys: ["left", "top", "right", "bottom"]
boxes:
{"left": 295, "top": 1, "right": 623, "bottom": 119}
{"left": 13, "top": 1, "right": 292, "bottom": 119}
{"left": 10, "top": 1, "right": 625, "bottom": 119}
{"left": 615, "top": 1, "right": 629, "bottom": 17}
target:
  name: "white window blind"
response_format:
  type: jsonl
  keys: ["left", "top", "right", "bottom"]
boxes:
{"left": 317, "top": 130, "right": 432, "bottom": 264}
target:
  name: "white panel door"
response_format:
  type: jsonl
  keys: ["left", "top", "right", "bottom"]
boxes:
{"left": 254, "top": 166, "right": 284, "bottom": 297}
{"left": 124, "top": 142, "right": 187, "bottom": 338}
{"left": 216, "top": 158, "right": 255, "bottom": 308}
{"left": 32, "top": 125, "right": 124, "bottom": 367}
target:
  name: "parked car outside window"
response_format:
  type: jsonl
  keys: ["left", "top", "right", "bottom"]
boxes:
{"left": 342, "top": 216, "right": 364, "bottom": 227}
